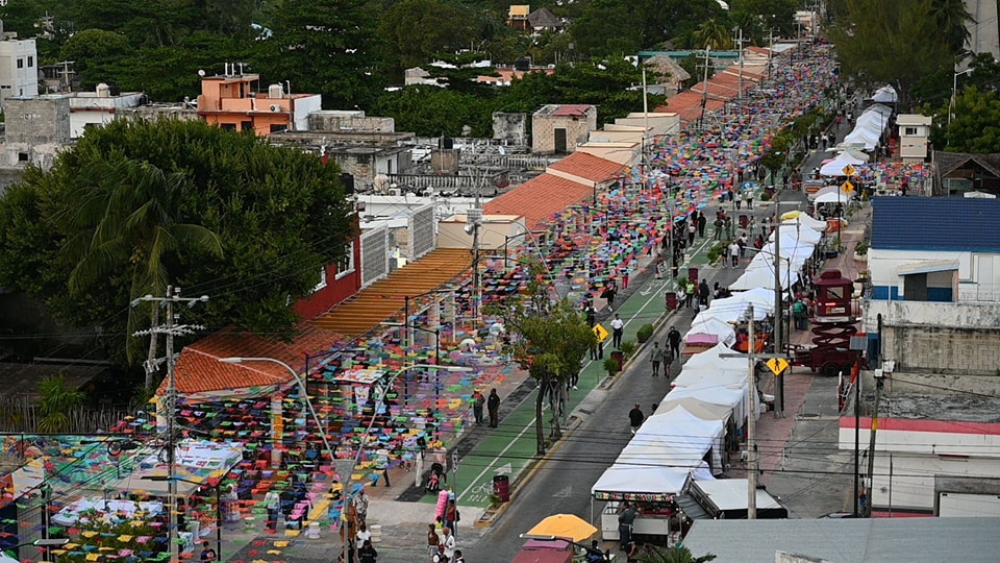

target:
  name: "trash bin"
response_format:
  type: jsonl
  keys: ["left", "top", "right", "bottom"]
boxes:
{"left": 665, "top": 292, "right": 677, "bottom": 310}
{"left": 493, "top": 475, "right": 510, "bottom": 502}
{"left": 611, "top": 350, "right": 624, "bottom": 372}
{"left": 739, "top": 214, "right": 748, "bottom": 229}
{"left": 688, "top": 267, "right": 698, "bottom": 284}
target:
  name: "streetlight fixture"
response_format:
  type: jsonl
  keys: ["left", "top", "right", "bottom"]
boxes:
{"left": 219, "top": 357, "right": 469, "bottom": 561}
{"left": 949, "top": 68, "right": 974, "bottom": 129}
{"left": 143, "top": 475, "right": 224, "bottom": 562}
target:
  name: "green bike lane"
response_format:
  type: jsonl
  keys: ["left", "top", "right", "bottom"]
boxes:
{"left": 435, "top": 234, "right": 720, "bottom": 509}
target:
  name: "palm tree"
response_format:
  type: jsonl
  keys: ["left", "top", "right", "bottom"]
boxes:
{"left": 929, "top": 0, "right": 973, "bottom": 55}
{"left": 62, "top": 157, "right": 223, "bottom": 384}
{"left": 694, "top": 19, "right": 734, "bottom": 51}
{"left": 639, "top": 545, "right": 717, "bottom": 563}
{"left": 37, "top": 373, "right": 85, "bottom": 434}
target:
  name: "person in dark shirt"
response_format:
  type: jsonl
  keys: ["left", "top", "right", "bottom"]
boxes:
{"left": 628, "top": 404, "right": 644, "bottom": 434}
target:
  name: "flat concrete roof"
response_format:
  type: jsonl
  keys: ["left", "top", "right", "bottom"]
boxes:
{"left": 682, "top": 517, "right": 1000, "bottom": 562}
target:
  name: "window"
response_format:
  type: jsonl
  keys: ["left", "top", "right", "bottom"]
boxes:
{"left": 903, "top": 127, "right": 918, "bottom": 136}
{"left": 313, "top": 267, "right": 327, "bottom": 292}
{"left": 270, "top": 124, "right": 287, "bottom": 133}
{"left": 240, "top": 121, "right": 253, "bottom": 132}
{"left": 16, "top": 58, "right": 23, "bottom": 69}
{"left": 220, "top": 123, "right": 237, "bottom": 131}
{"left": 27, "top": 56, "right": 33, "bottom": 68}
{"left": 17, "top": 152, "right": 28, "bottom": 162}
{"left": 335, "top": 242, "right": 355, "bottom": 280}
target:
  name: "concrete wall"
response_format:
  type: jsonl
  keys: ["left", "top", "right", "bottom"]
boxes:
{"left": 492, "top": 112, "right": 527, "bottom": 144}
{"left": 6, "top": 96, "right": 70, "bottom": 144}
{"left": 865, "top": 299, "right": 1000, "bottom": 374}
{"left": 307, "top": 110, "right": 395, "bottom": 133}
{"left": 864, "top": 370, "right": 1000, "bottom": 395}
{"left": 868, "top": 453, "right": 1000, "bottom": 512}
{"left": 532, "top": 110, "right": 596, "bottom": 154}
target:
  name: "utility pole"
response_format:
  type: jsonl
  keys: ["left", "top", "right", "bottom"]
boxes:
{"left": 698, "top": 48, "right": 711, "bottom": 131}
{"left": 773, "top": 204, "right": 784, "bottom": 418}
{"left": 734, "top": 28, "right": 746, "bottom": 116}
{"left": 746, "top": 305, "right": 758, "bottom": 519}
{"left": 853, "top": 360, "right": 861, "bottom": 517}
{"left": 865, "top": 370, "right": 886, "bottom": 517}
{"left": 134, "top": 287, "right": 208, "bottom": 563}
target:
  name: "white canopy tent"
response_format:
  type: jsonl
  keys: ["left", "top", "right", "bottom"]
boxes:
{"left": 656, "top": 382, "right": 755, "bottom": 426}
{"left": 771, "top": 223, "right": 823, "bottom": 245}
{"left": 671, "top": 363, "right": 748, "bottom": 391}
{"left": 682, "top": 343, "right": 748, "bottom": 372}
{"left": 819, "top": 151, "right": 867, "bottom": 177}
{"left": 871, "top": 86, "right": 898, "bottom": 103}
{"left": 709, "top": 288, "right": 775, "bottom": 318}
{"left": 843, "top": 128, "right": 878, "bottom": 150}
{"left": 641, "top": 407, "right": 726, "bottom": 474}
{"left": 685, "top": 316, "right": 736, "bottom": 347}
{"left": 814, "top": 190, "right": 848, "bottom": 207}
{"left": 591, "top": 464, "right": 691, "bottom": 500}
{"left": 780, "top": 213, "right": 828, "bottom": 232}
{"left": 730, "top": 260, "right": 800, "bottom": 291}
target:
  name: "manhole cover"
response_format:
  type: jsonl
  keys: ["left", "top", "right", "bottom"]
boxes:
{"left": 578, "top": 409, "right": 593, "bottom": 415}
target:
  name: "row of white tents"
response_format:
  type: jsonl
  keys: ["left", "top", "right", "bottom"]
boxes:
{"left": 591, "top": 212, "right": 830, "bottom": 502}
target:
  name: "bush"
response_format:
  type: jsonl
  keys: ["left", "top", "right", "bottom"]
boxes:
{"left": 854, "top": 242, "right": 869, "bottom": 256}
{"left": 637, "top": 324, "right": 655, "bottom": 343}
{"left": 604, "top": 357, "right": 620, "bottom": 375}
{"left": 706, "top": 242, "right": 724, "bottom": 264}
{"left": 619, "top": 340, "right": 638, "bottom": 358}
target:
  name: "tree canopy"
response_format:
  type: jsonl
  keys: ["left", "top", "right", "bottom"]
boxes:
{"left": 0, "top": 119, "right": 355, "bottom": 370}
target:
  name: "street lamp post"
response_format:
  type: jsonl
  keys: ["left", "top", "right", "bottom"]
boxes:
{"left": 949, "top": 68, "right": 974, "bottom": 129}
{"left": 143, "top": 476, "right": 223, "bottom": 562}
{"left": 220, "top": 358, "right": 469, "bottom": 562}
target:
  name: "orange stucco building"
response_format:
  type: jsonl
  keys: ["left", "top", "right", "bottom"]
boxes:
{"left": 196, "top": 73, "right": 322, "bottom": 135}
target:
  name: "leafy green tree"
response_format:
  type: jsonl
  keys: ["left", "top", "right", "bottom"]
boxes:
{"left": 373, "top": 85, "right": 495, "bottom": 137}
{"left": 252, "top": 0, "right": 386, "bottom": 110}
{"left": 0, "top": 120, "right": 355, "bottom": 372}
{"left": 638, "top": 546, "right": 717, "bottom": 563}
{"left": 693, "top": 19, "right": 734, "bottom": 50}
{"left": 730, "top": 0, "right": 798, "bottom": 44}
{"left": 568, "top": 0, "right": 642, "bottom": 57}
{"left": 947, "top": 86, "right": 1000, "bottom": 153}
{"left": 490, "top": 258, "right": 594, "bottom": 454}
{"left": 376, "top": 0, "right": 483, "bottom": 80}
{"left": 37, "top": 373, "right": 86, "bottom": 434}
{"left": 59, "top": 29, "right": 131, "bottom": 88}
{"left": 828, "top": 0, "right": 954, "bottom": 105}
{"left": 929, "top": 0, "right": 973, "bottom": 55}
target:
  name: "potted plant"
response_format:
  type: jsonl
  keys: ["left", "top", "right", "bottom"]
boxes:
{"left": 619, "top": 340, "right": 638, "bottom": 359}
{"left": 603, "top": 357, "right": 620, "bottom": 376}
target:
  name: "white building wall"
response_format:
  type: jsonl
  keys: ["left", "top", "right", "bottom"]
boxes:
{"left": 68, "top": 93, "right": 145, "bottom": 138}
{"left": 869, "top": 248, "right": 1000, "bottom": 301}
{"left": 292, "top": 94, "right": 322, "bottom": 131}
{"left": 869, "top": 454, "right": 1000, "bottom": 511}
{"left": 0, "top": 38, "right": 39, "bottom": 109}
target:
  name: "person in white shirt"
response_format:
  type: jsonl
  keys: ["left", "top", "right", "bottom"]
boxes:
{"left": 729, "top": 241, "right": 740, "bottom": 268}
{"left": 442, "top": 527, "right": 456, "bottom": 560}
{"left": 610, "top": 314, "right": 625, "bottom": 348}
{"left": 356, "top": 522, "right": 372, "bottom": 545}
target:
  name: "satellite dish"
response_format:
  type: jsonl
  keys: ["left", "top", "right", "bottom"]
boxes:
{"left": 198, "top": 69, "right": 206, "bottom": 77}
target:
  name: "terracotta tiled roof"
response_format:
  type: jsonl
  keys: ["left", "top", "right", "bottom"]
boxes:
{"left": 163, "top": 324, "right": 344, "bottom": 395}
{"left": 746, "top": 46, "right": 772, "bottom": 56}
{"left": 547, "top": 152, "right": 625, "bottom": 184}
{"left": 310, "top": 248, "right": 472, "bottom": 337}
{"left": 552, "top": 105, "right": 593, "bottom": 117}
{"left": 657, "top": 91, "right": 725, "bottom": 123}
{"left": 484, "top": 173, "right": 592, "bottom": 230}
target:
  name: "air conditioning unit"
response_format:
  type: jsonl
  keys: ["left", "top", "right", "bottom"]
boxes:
{"left": 388, "top": 188, "right": 401, "bottom": 196}
{"left": 270, "top": 104, "right": 282, "bottom": 112}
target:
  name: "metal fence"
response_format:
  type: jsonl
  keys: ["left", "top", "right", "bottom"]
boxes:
{"left": 360, "top": 224, "right": 389, "bottom": 288}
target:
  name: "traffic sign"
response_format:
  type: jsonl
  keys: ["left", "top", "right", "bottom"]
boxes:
{"left": 765, "top": 357, "right": 790, "bottom": 376}
{"left": 593, "top": 324, "right": 609, "bottom": 343}
{"left": 842, "top": 164, "right": 856, "bottom": 176}
{"left": 841, "top": 180, "right": 854, "bottom": 194}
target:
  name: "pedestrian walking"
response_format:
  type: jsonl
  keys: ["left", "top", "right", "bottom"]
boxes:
{"left": 445, "top": 500, "right": 460, "bottom": 538}
{"left": 602, "top": 280, "right": 617, "bottom": 311}
{"left": 487, "top": 389, "right": 500, "bottom": 427}
{"left": 688, "top": 221, "right": 696, "bottom": 245}
{"left": 357, "top": 539, "right": 378, "bottom": 563}
{"left": 735, "top": 191, "right": 742, "bottom": 210}
{"left": 668, "top": 326, "right": 681, "bottom": 360}
{"left": 713, "top": 217, "right": 723, "bottom": 240}
{"left": 610, "top": 314, "right": 625, "bottom": 348}
{"left": 746, "top": 191, "right": 754, "bottom": 209}
{"left": 427, "top": 524, "right": 440, "bottom": 559}
{"left": 650, "top": 341, "right": 665, "bottom": 377}
{"left": 729, "top": 241, "right": 740, "bottom": 268}
{"left": 697, "top": 212, "right": 707, "bottom": 238}
{"left": 628, "top": 404, "right": 644, "bottom": 434}
{"left": 453, "top": 550, "right": 466, "bottom": 563}
{"left": 471, "top": 389, "right": 485, "bottom": 425}
{"left": 442, "top": 528, "right": 456, "bottom": 560}
{"left": 698, "top": 279, "right": 710, "bottom": 307}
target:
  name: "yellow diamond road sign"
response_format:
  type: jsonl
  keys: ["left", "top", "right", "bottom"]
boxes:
{"left": 593, "top": 324, "right": 609, "bottom": 343}
{"left": 841, "top": 180, "right": 855, "bottom": 194}
{"left": 766, "top": 358, "right": 790, "bottom": 376}
{"left": 842, "top": 164, "right": 856, "bottom": 176}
